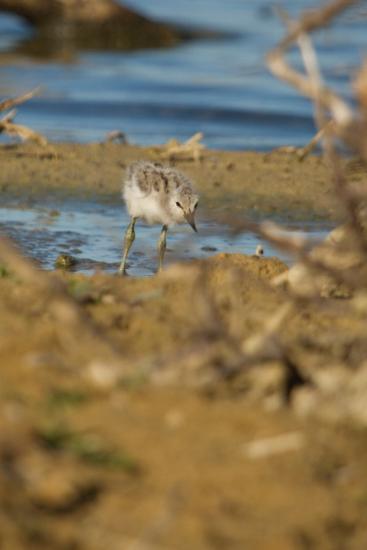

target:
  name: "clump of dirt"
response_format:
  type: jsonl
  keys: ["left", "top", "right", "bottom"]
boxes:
{"left": 1, "top": 247, "right": 367, "bottom": 549}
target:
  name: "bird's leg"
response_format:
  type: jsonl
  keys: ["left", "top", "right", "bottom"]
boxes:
{"left": 157, "top": 224, "right": 168, "bottom": 272}
{"left": 118, "top": 217, "right": 137, "bottom": 275}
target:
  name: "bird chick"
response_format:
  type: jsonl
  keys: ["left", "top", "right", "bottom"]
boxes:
{"left": 119, "top": 161, "right": 199, "bottom": 275}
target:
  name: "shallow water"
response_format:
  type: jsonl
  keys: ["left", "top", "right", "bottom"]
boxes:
{"left": 0, "top": 1, "right": 365, "bottom": 150}
{"left": 0, "top": 198, "right": 332, "bottom": 276}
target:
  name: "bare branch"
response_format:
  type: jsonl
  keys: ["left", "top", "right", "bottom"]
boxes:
{"left": 296, "top": 121, "right": 335, "bottom": 161}
{"left": 276, "top": 0, "right": 359, "bottom": 52}
{"left": 0, "top": 119, "right": 48, "bottom": 145}
{"left": 0, "top": 87, "right": 40, "bottom": 113}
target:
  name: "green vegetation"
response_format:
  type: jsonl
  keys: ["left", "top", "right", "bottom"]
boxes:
{"left": 37, "top": 423, "right": 141, "bottom": 475}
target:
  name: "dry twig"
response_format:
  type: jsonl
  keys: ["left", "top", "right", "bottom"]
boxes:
{"left": 267, "top": 0, "right": 363, "bottom": 148}
{"left": 150, "top": 132, "right": 205, "bottom": 161}
{"left": 0, "top": 88, "right": 47, "bottom": 145}
{"left": 0, "top": 87, "right": 40, "bottom": 113}
{"left": 0, "top": 110, "right": 47, "bottom": 145}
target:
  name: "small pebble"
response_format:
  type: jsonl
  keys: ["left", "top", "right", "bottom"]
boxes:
{"left": 242, "top": 432, "right": 305, "bottom": 459}
{"left": 55, "top": 254, "right": 77, "bottom": 269}
{"left": 49, "top": 209, "right": 60, "bottom": 217}
{"left": 86, "top": 360, "right": 120, "bottom": 389}
{"left": 101, "top": 294, "right": 116, "bottom": 305}
{"left": 201, "top": 245, "right": 218, "bottom": 252}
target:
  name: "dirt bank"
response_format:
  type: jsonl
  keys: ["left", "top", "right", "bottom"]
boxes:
{"left": 1, "top": 247, "right": 367, "bottom": 549}
{"left": 1, "top": 143, "right": 367, "bottom": 549}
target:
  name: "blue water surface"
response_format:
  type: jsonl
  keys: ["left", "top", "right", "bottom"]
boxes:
{"left": 0, "top": 0, "right": 365, "bottom": 150}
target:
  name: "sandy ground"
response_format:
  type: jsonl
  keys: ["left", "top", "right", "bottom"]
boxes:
{"left": 1, "top": 141, "right": 362, "bottom": 219}
{"left": 1, "top": 143, "right": 367, "bottom": 549}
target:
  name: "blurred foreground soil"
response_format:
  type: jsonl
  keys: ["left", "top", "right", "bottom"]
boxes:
{"left": 1, "top": 143, "right": 367, "bottom": 549}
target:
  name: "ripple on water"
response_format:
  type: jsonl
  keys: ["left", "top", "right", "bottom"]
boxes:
{"left": 0, "top": 1, "right": 364, "bottom": 149}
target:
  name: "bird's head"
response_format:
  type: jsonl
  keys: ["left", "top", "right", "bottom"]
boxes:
{"left": 170, "top": 186, "right": 199, "bottom": 232}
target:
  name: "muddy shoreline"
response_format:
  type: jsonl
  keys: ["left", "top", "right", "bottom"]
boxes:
{"left": 1, "top": 142, "right": 367, "bottom": 549}
{"left": 0, "top": 141, "right": 359, "bottom": 220}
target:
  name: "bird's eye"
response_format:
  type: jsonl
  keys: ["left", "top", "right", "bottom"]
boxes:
{"left": 194, "top": 202, "right": 199, "bottom": 209}
{"left": 176, "top": 202, "right": 183, "bottom": 209}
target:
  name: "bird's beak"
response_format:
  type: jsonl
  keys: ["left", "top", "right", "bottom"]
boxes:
{"left": 184, "top": 211, "right": 197, "bottom": 232}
